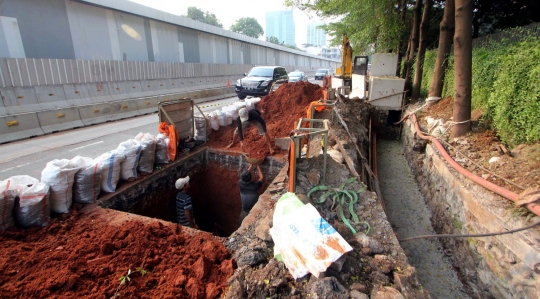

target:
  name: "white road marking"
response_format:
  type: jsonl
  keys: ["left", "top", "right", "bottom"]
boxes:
{"left": 69, "top": 141, "right": 104, "bottom": 152}
{"left": 1, "top": 162, "right": 31, "bottom": 173}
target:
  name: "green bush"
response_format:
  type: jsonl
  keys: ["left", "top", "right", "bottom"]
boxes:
{"left": 418, "top": 38, "right": 540, "bottom": 146}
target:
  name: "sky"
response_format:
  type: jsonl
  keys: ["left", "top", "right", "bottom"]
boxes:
{"left": 128, "top": 0, "right": 327, "bottom": 46}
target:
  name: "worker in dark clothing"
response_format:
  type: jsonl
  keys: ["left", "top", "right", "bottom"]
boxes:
{"left": 175, "top": 176, "right": 198, "bottom": 229}
{"left": 238, "top": 164, "right": 264, "bottom": 225}
{"left": 227, "top": 108, "right": 274, "bottom": 155}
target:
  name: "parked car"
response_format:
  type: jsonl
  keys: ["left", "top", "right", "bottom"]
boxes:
{"left": 235, "top": 66, "right": 288, "bottom": 99}
{"left": 288, "top": 71, "right": 308, "bottom": 82}
{"left": 314, "top": 69, "right": 330, "bottom": 80}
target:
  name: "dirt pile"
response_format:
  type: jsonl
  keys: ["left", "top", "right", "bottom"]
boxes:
{"left": 0, "top": 206, "right": 233, "bottom": 299}
{"left": 205, "top": 81, "right": 323, "bottom": 160}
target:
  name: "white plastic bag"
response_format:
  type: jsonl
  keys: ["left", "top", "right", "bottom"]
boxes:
{"left": 155, "top": 133, "right": 170, "bottom": 164}
{"left": 117, "top": 139, "right": 143, "bottom": 181}
{"left": 210, "top": 111, "right": 220, "bottom": 131}
{"left": 269, "top": 193, "right": 353, "bottom": 279}
{"left": 71, "top": 156, "right": 102, "bottom": 204}
{"left": 134, "top": 133, "right": 156, "bottom": 175}
{"left": 96, "top": 151, "right": 126, "bottom": 193}
{"left": 0, "top": 179, "right": 17, "bottom": 229}
{"left": 10, "top": 175, "right": 50, "bottom": 227}
{"left": 194, "top": 116, "right": 209, "bottom": 141}
{"left": 41, "top": 159, "right": 84, "bottom": 214}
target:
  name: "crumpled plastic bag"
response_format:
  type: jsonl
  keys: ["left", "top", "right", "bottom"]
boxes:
{"left": 269, "top": 192, "right": 353, "bottom": 279}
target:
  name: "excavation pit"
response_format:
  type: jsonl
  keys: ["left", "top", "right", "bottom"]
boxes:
{"left": 97, "top": 147, "right": 285, "bottom": 237}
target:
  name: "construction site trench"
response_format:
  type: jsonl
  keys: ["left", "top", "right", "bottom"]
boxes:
{"left": 1, "top": 81, "right": 538, "bottom": 299}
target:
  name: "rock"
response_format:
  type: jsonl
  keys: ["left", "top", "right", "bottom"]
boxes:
{"left": 307, "top": 170, "right": 321, "bottom": 185}
{"left": 355, "top": 233, "right": 384, "bottom": 254}
{"left": 296, "top": 193, "right": 311, "bottom": 205}
{"left": 489, "top": 156, "right": 501, "bottom": 163}
{"left": 349, "top": 290, "right": 369, "bottom": 299}
{"left": 235, "top": 248, "right": 266, "bottom": 267}
{"left": 393, "top": 267, "right": 431, "bottom": 299}
{"left": 329, "top": 255, "right": 347, "bottom": 272}
{"left": 306, "top": 277, "right": 348, "bottom": 299}
{"left": 370, "top": 255, "right": 394, "bottom": 274}
{"left": 370, "top": 285, "right": 405, "bottom": 299}
{"left": 255, "top": 215, "right": 273, "bottom": 241}
{"left": 350, "top": 282, "right": 367, "bottom": 293}
{"left": 510, "top": 144, "right": 527, "bottom": 157}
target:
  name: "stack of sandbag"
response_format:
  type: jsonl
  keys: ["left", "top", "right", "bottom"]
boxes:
{"left": 71, "top": 156, "right": 102, "bottom": 204}
{"left": 194, "top": 115, "right": 210, "bottom": 141}
{"left": 135, "top": 133, "right": 156, "bottom": 175}
{"left": 117, "top": 139, "right": 143, "bottom": 181}
{"left": 155, "top": 133, "right": 170, "bottom": 164}
{"left": 10, "top": 175, "right": 50, "bottom": 227}
{"left": 96, "top": 151, "right": 126, "bottom": 192}
{"left": 0, "top": 179, "right": 17, "bottom": 229}
{"left": 41, "top": 159, "right": 84, "bottom": 214}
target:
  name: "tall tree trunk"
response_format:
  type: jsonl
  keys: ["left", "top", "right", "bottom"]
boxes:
{"left": 428, "top": 0, "right": 455, "bottom": 101}
{"left": 411, "top": 0, "right": 433, "bottom": 101}
{"left": 396, "top": 0, "right": 408, "bottom": 76}
{"left": 451, "top": 0, "right": 473, "bottom": 138}
{"left": 404, "top": 0, "right": 423, "bottom": 96}
{"left": 401, "top": 39, "right": 411, "bottom": 78}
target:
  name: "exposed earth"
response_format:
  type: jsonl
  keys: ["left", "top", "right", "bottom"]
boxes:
{"left": 1, "top": 82, "right": 536, "bottom": 298}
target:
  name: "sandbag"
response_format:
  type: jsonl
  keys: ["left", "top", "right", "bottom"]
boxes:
{"left": 41, "top": 159, "right": 84, "bottom": 214}
{"left": 71, "top": 156, "right": 102, "bottom": 204}
{"left": 10, "top": 175, "right": 50, "bottom": 227}
{"left": 155, "top": 133, "right": 170, "bottom": 164}
{"left": 209, "top": 111, "right": 220, "bottom": 131}
{"left": 117, "top": 139, "right": 143, "bottom": 181}
{"left": 135, "top": 132, "right": 156, "bottom": 175}
{"left": 0, "top": 179, "right": 17, "bottom": 229}
{"left": 194, "top": 116, "right": 209, "bottom": 141}
{"left": 96, "top": 151, "right": 126, "bottom": 193}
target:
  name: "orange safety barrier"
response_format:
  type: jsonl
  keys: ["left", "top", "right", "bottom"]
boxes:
{"left": 158, "top": 122, "right": 178, "bottom": 161}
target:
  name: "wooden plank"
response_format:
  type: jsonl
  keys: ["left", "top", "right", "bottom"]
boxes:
{"left": 165, "top": 109, "right": 192, "bottom": 122}
{"left": 162, "top": 101, "right": 191, "bottom": 111}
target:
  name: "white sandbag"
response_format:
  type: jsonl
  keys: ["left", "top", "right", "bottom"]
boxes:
{"left": 71, "top": 156, "right": 102, "bottom": 204}
{"left": 0, "top": 179, "right": 17, "bottom": 229}
{"left": 96, "top": 151, "right": 126, "bottom": 193}
{"left": 209, "top": 111, "right": 220, "bottom": 131}
{"left": 135, "top": 133, "right": 156, "bottom": 175}
{"left": 217, "top": 110, "right": 227, "bottom": 127}
{"left": 41, "top": 159, "right": 84, "bottom": 214}
{"left": 10, "top": 175, "right": 50, "bottom": 227}
{"left": 194, "top": 116, "right": 209, "bottom": 141}
{"left": 116, "top": 139, "right": 143, "bottom": 181}
{"left": 155, "top": 133, "right": 170, "bottom": 164}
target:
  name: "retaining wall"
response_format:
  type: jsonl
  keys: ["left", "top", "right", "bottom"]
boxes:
{"left": 401, "top": 117, "right": 540, "bottom": 299}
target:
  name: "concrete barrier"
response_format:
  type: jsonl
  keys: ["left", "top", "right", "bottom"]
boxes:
{"left": 36, "top": 107, "right": 84, "bottom": 133}
{"left": 108, "top": 81, "right": 130, "bottom": 102}
{"left": 136, "top": 96, "right": 160, "bottom": 115}
{"left": 0, "top": 97, "right": 7, "bottom": 116}
{"left": 0, "top": 113, "right": 44, "bottom": 143}
{"left": 125, "top": 81, "right": 145, "bottom": 98}
{"left": 34, "top": 85, "right": 70, "bottom": 110}
{"left": 1, "top": 87, "right": 42, "bottom": 114}
{"left": 87, "top": 82, "right": 114, "bottom": 103}
{"left": 78, "top": 99, "right": 141, "bottom": 126}
{"left": 63, "top": 83, "right": 93, "bottom": 106}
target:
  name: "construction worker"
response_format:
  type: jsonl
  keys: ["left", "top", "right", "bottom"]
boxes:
{"left": 227, "top": 108, "right": 274, "bottom": 155}
{"left": 175, "top": 176, "right": 198, "bottom": 229}
{"left": 238, "top": 164, "right": 265, "bottom": 225}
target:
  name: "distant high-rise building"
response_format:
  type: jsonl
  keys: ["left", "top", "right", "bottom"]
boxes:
{"left": 266, "top": 10, "right": 295, "bottom": 46}
{"left": 307, "top": 23, "right": 326, "bottom": 47}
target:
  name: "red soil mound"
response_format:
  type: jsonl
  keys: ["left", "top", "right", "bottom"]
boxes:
{"left": 205, "top": 81, "right": 323, "bottom": 160}
{"left": 0, "top": 207, "right": 233, "bottom": 299}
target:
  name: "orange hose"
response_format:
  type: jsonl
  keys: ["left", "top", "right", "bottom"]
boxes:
{"left": 411, "top": 114, "right": 540, "bottom": 217}
{"left": 289, "top": 139, "right": 295, "bottom": 192}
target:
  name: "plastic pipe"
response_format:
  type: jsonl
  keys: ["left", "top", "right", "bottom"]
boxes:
{"left": 411, "top": 114, "right": 540, "bottom": 217}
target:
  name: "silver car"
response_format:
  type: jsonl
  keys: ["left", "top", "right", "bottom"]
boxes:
{"left": 288, "top": 71, "right": 308, "bottom": 83}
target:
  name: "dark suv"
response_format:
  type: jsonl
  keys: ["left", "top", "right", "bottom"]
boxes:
{"left": 235, "top": 66, "right": 288, "bottom": 99}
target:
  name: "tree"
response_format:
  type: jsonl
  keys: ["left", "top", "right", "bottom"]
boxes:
{"left": 451, "top": 0, "right": 473, "bottom": 138}
{"left": 411, "top": 0, "right": 433, "bottom": 101}
{"left": 403, "top": 0, "right": 423, "bottom": 97}
{"left": 231, "top": 18, "right": 264, "bottom": 38}
{"left": 185, "top": 7, "right": 223, "bottom": 28}
{"left": 266, "top": 36, "right": 281, "bottom": 45}
{"left": 428, "top": 0, "right": 454, "bottom": 101}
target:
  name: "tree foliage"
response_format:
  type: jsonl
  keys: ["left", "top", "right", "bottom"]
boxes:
{"left": 231, "top": 18, "right": 264, "bottom": 38}
{"left": 266, "top": 36, "right": 281, "bottom": 44}
{"left": 185, "top": 7, "right": 223, "bottom": 28}
{"left": 473, "top": 0, "right": 540, "bottom": 37}
{"left": 285, "top": 0, "right": 408, "bottom": 54}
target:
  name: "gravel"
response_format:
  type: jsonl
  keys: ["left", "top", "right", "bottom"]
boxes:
{"left": 377, "top": 139, "right": 470, "bottom": 299}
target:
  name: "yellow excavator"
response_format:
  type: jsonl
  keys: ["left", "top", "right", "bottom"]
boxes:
{"left": 334, "top": 33, "right": 368, "bottom": 92}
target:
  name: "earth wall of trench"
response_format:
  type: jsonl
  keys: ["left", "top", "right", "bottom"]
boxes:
{"left": 401, "top": 116, "right": 540, "bottom": 299}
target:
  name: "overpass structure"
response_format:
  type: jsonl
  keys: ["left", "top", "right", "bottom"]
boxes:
{"left": 0, "top": 0, "right": 338, "bottom": 143}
